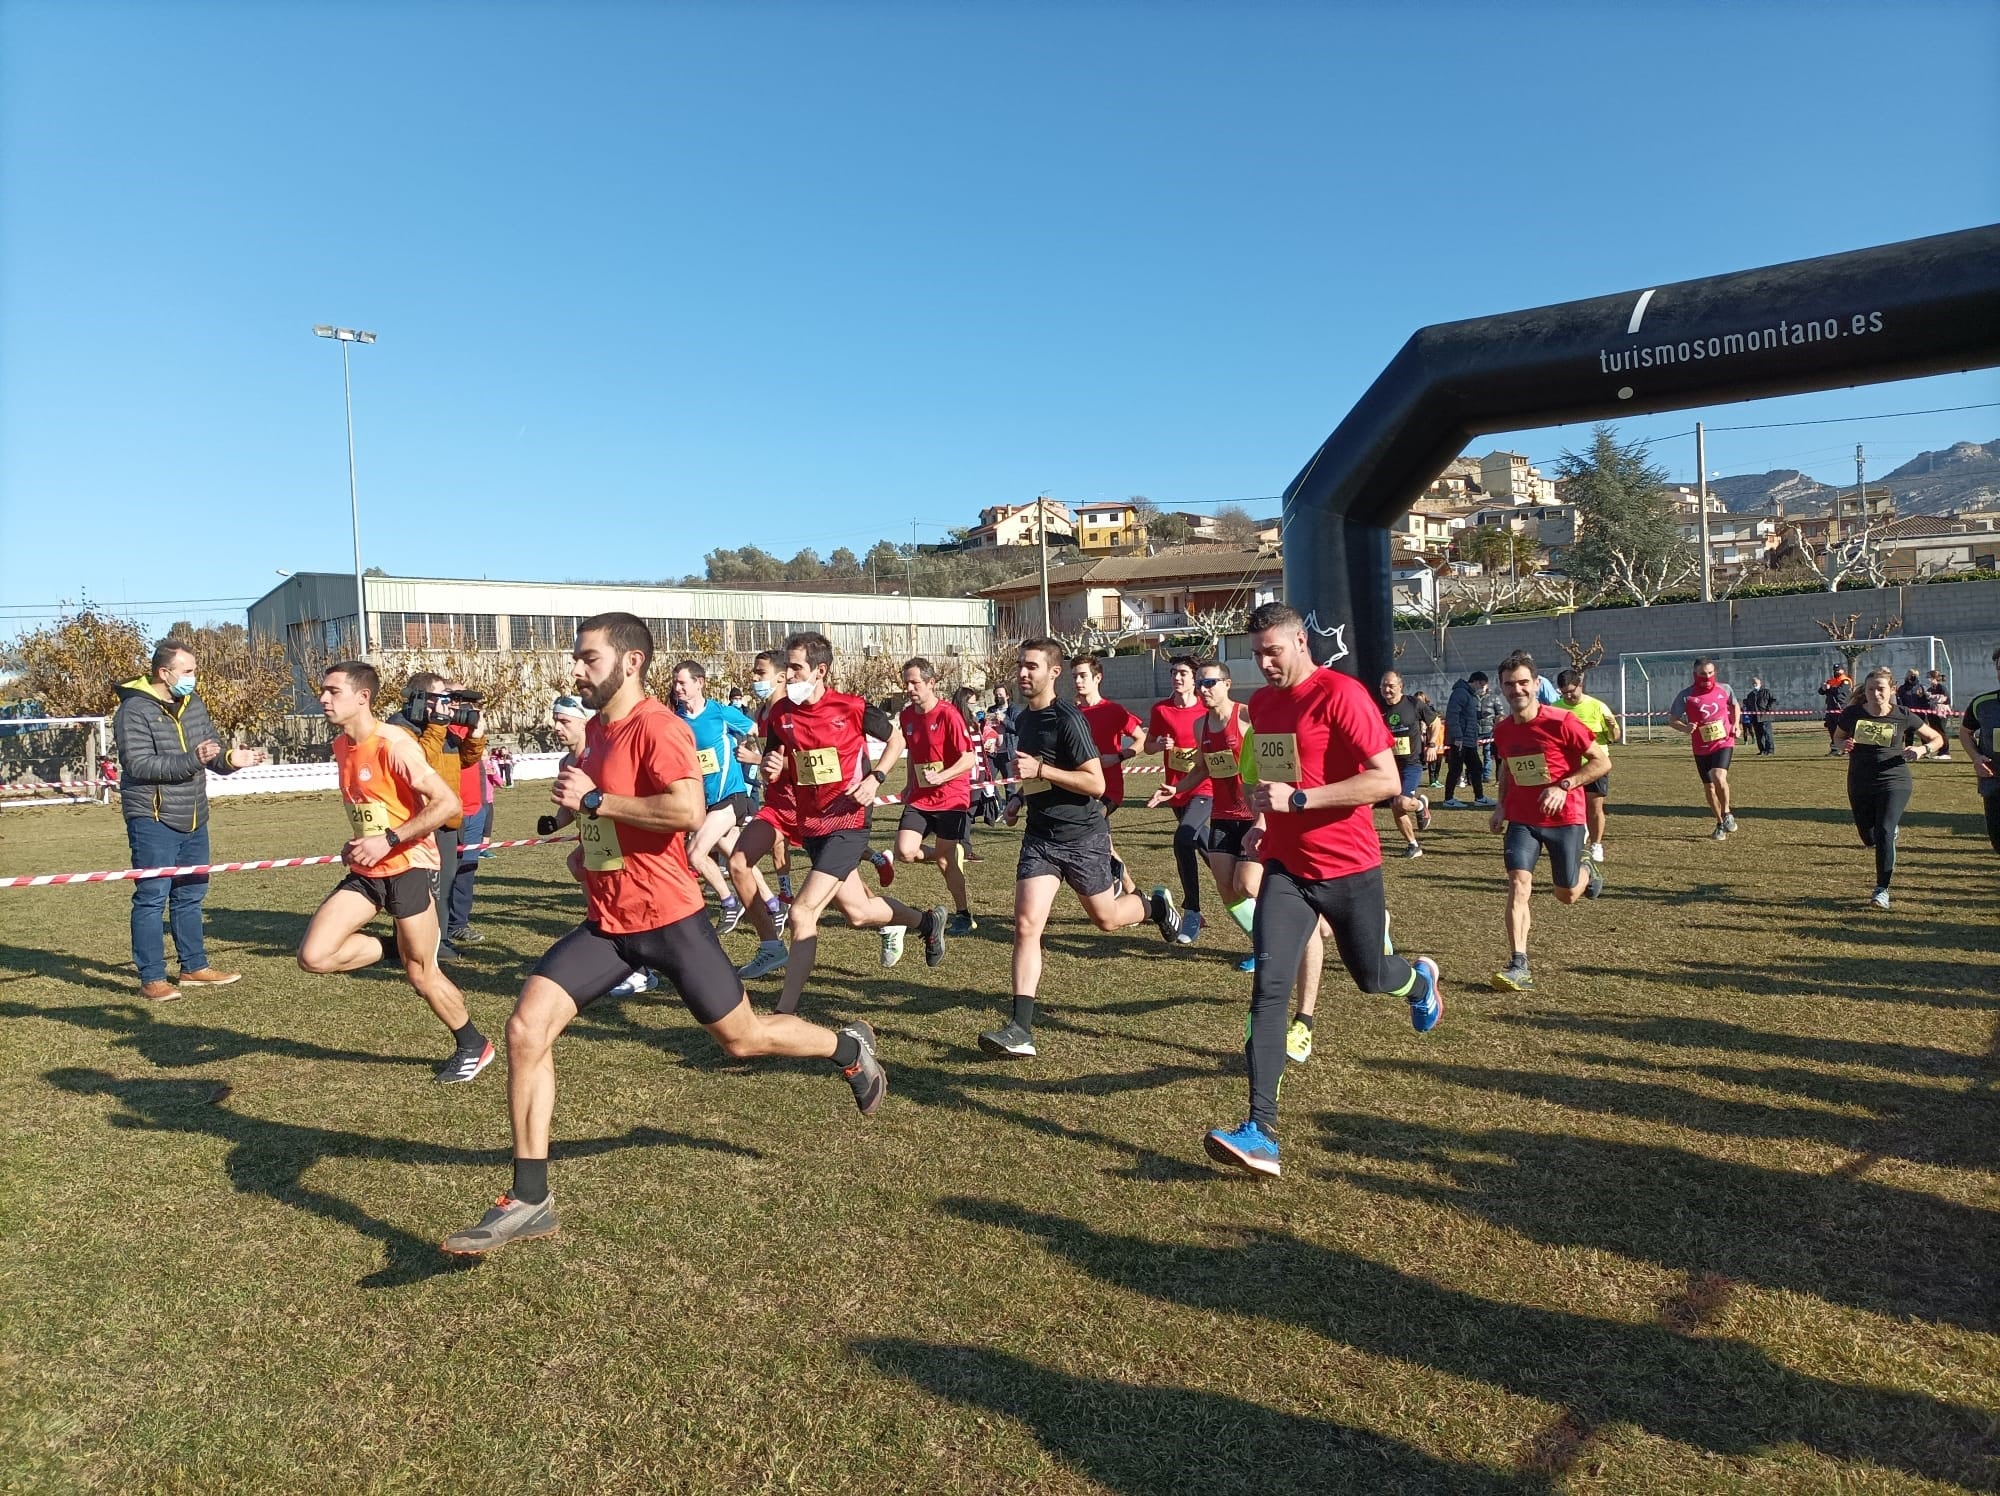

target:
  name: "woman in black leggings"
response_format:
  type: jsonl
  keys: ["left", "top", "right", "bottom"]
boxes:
{"left": 1833, "top": 667, "right": 1944, "bottom": 909}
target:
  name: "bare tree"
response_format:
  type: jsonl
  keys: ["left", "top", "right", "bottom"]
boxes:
{"left": 1788, "top": 524, "right": 1885, "bottom": 593}
{"left": 1177, "top": 606, "right": 1246, "bottom": 658}
{"left": 1602, "top": 545, "right": 1699, "bottom": 606}
{"left": 1527, "top": 574, "right": 1597, "bottom": 612}
{"left": 1558, "top": 634, "right": 1606, "bottom": 685}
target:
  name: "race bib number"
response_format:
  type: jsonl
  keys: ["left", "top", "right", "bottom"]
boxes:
{"left": 1166, "top": 747, "right": 1199, "bottom": 774}
{"left": 1506, "top": 753, "right": 1550, "bottom": 787}
{"left": 1698, "top": 721, "right": 1729, "bottom": 744}
{"left": 917, "top": 760, "right": 945, "bottom": 784}
{"left": 695, "top": 746, "right": 721, "bottom": 776}
{"left": 1204, "top": 748, "right": 1239, "bottom": 778}
{"left": 1019, "top": 776, "right": 1052, "bottom": 797}
{"left": 1254, "top": 732, "right": 1300, "bottom": 784}
{"left": 345, "top": 800, "right": 391, "bottom": 838}
{"left": 1852, "top": 718, "right": 1897, "bottom": 748}
{"left": 577, "top": 815, "right": 625, "bottom": 873}
{"left": 793, "top": 745, "right": 841, "bottom": 786}
{"left": 1392, "top": 731, "right": 1414, "bottom": 758}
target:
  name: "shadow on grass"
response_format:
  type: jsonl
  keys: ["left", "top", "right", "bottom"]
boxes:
{"left": 1366, "top": 1055, "right": 1998, "bottom": 1173}
{"left": 0, "top": 999, "right": 436, "bottom": 1071}
{"left": 0, "top": 939, "right": 143, "bottom": 989}
{"left": 1313, "top": 1110, "right": 1999, "bottom": 1333}
{"left": 1609, "top": 800, "right": 1979, "bottom": 833}
{"left": 44, "top": 1068, "right": 758, "bottom": 1290}
{"left": 939, "top": 1198, "right": 1998, "bottom": 1488}
{"left": 1492, "top": 1012, "right": 1993, "bottom": 1081}
{"left": 1567, "top": 956, "right": 1997, "bottom": 1010}
{"left": 854, "top": 1337, "right": 1546, "bottom": 1495}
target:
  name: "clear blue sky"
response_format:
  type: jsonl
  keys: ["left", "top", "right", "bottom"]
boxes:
{"left": 3, "top": 1, "right": 1996, "bottom": 636}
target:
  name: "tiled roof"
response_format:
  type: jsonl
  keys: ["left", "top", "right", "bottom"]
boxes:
{"left": 981, "top": 548, "right": 1281, "bottom": 599}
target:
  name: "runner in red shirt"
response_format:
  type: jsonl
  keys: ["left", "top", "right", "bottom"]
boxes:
{"left": 1668, "top": 657, "right": 1744, "bottom": 841}
{"left": 298, "top": 659, "right": 491, "bottom": 1083}
{"left": 742, "top": 632, "right": 948, "bottom": 1014}
{"left": 889, "top": 656, "right": 979, "bottom": 934}
{"left": 1194, "top": 662, "right": 1259, "bottom": 942}
{"left": 1487, "top": 650, "right": 1609, "bottom": 993}
{"left": 1145, "top": 655, "right": 1218, "bottom": 945}
{"left": 724, "top": 650, "right": 795, "bottom": 964}
{"left": 442, "top": 614, "right": 888, "bottom": 1258}
{"left": 1071, "top": 654, "right": 1144, "bottom": 893}
{"left": 1202, "top": 603, "right": 1443, "bottom": 1180}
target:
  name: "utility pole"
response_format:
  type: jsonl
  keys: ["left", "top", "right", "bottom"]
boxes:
{"left": 906, "top": 520, "right": 918, "bottom": 653}
{"left": 1696, "top": 422, "right": 1713, "bottom": 603}
{"left": 1855, "top": 442, "right": 1870, "bottom": 559}
{"left": 1036, "top": 493, "right": 1052, "bottom": 635}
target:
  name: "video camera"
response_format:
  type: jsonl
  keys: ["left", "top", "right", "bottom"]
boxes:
{"left": 406, "top": 685, "right": 485, "bottom": 732}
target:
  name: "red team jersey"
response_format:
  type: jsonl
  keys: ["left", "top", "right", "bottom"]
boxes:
{"left": 574, "top": 698, "right": 706, "bottom": 935}
{"left": 899, "top": 698, "right": 973, "bottom": 812}
{"left": 1491, "top": 707, "right": 1596, "bottom": 828}
{"left": 1148, "top": 698, "right": 1213, "bottom": 806}
{"left": 1079, "top": 698, "right": 1143, "bottom": 805}
{"left": 1247, "top": 668, "right": 1394, "bottom": 881}
{"left": 1198, "top": 706, "right": 1254, "bottom": 821}
{"left": 762, "top": 688, "right": 877, "bottom": 838}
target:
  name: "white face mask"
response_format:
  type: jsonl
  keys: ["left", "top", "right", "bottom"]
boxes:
{"left": 785, "top": 680, "right": 814, "bottom": 705}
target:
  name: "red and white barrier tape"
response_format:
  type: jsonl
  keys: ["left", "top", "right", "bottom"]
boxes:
{"left": 0, "top": 835, "right": 574, "bottom": 890}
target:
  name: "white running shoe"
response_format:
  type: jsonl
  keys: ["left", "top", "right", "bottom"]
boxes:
{"left": 609, "top": 968, "right": 659, "bottom": 996}
{"left": 1870, "top": 887, "right": 1891, "bottom": 909}
{"left": 880, "top": 926, "right": 906, "bottom": 968}
{"left": 1589, "top": 841, "right": 1604, "bottom": 864}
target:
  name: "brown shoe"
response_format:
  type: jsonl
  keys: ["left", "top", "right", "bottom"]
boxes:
{"left": 179, "top": 968, "right": 242, "bottom": 987}
{"left": 140, "top": 980, "right": 180, "bottom": 1002}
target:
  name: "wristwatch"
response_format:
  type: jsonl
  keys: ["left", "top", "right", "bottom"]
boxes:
{"left": 581, "top": 789, "right": 604, "bottom": 818}
{"left": 870, "top": 768, "right": 888, "bottom": 783}
{"left": 382, "top": 827, "right": 401, "bottom": 848}
{"left": 1289, "top": 788, "right": 1309, "bottom": 813}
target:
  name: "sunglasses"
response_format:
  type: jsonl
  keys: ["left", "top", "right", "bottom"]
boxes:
{"left": 1198, "top": 678, "right": 1223, "bottom": 690}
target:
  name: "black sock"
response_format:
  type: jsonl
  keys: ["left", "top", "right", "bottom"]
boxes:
{"left": 831, "top": 1030, "right": 862, "bottom": 1069}
{"left": 452, "top": 1020, "right": 484, "bottom": 1052}
{"left": 511, "top": 1157, "right": 549, "bottom": 1205}
{"left": 1011, "top": 994, "right": 1035, "bottom": 1030}
{"left": 1295, "top": 1012, "right": 1315, "bottom": 1031}
{"left": 917, "top": 909, "right": 935, "bottom": 939}
{"left": 956, "top": 906, "right": 970, "bottom": 917}
{"left": 1512, "top": 950, "right": 1528, "bottom": 966}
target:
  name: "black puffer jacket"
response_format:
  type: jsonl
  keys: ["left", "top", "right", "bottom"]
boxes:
{"left": 112, "top": 677, "right": 241, "bottom": 832}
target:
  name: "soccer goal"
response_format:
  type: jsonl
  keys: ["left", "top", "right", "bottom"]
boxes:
{"left": 0, "top": 716, "right": 113, "bottom": 808}
{"left": 1618, "top": 637, "right": 1952, "bottom": 741}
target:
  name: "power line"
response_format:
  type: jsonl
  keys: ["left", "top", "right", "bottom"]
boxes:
{"left": 1708, "top": 399, "right": 2000, "bottom": 434}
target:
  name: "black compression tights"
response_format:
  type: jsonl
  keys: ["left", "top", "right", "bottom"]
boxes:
{"left": 1849, "top": 775, "right": 1913, "bottom": 888}
{"left": 1173, "top": 796, "right": 1211, "bottom": 910}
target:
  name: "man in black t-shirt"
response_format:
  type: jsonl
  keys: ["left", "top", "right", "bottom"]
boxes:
{"left": 976, "top": 638, "right": 1171, "bottom": 1060}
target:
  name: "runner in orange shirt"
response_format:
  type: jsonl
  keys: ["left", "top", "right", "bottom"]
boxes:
{"left": 442, "top": 614, "right": 887, "bottom": 1257}
{"left": 297, "top": 661, "right": 493, "bottom": 1084}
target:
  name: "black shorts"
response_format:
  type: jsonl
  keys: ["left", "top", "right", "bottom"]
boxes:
{"left": 332, "top": 867, "right": 434, "bottom": 921}
{"left": 1696, "top": 749, "right": 1733, "bottom": 782}
{"left": 1017, "top": 824, "right": 1118, "bottom": 899}
{"left": 898, "top": 804, "right": 970, "bottom": 843}
{"left": 531, "top": 913, "right": 742, "bottom": 1022}
{"left": 711, "top": 791, "right": 755, "bottom": 827}
{"left": 1206, "top": 818, "right": 1253, "bottom": 858}
{"left": 1585, "top": 773, "right": 1609, "bottom": 800}
{"left": 1503, "top": 821, "right": 1585, "bottom": 887}
{"left": 803, "top": 827, "right": 872, "bottom": 881}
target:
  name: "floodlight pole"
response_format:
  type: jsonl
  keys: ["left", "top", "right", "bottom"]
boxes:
{"left": 315, "top": 325, "right": 377, "bottom": 656}
{"left": 1696, "top": 422, "right": 1713, "bottom": 603}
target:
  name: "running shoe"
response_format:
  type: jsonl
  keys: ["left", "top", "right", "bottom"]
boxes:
{"left": 1415, "top": 795, "right": 1432, "bottom": 833}
{"left": 868, "top": 850, "right": 896, "bottom": 887}
{"left": 738, "top": 941, "right": 789, "bottom": 980}
{"left": 434, "top": 1040, "right": 496, "bottom": 1085}
{"left": 880, "top": 927, "right": 906, "bottom": 968}
{"left": 1408, "top": 957, "right": 1443, "bottom": 1034}
{"left": 609, "top": 968, "right": 659, "bottom": 996}
{"left": 1399, "top": 842, "right": 1424, "bottom": 859}
{"left": 773, "top": 903, "right": 791, "bottom": 938}
{"left": 1711, "top": 825, "right": 1729, "bottom": 841}
{"left": 837, "top": 1020, "right": 887, "bottom": 1116}
{"left": 777, "top": 872, "right": 794, "bottom": 901}
{"left": 1721, "top": 813, "right": 1738, "bottom": 833}
{"left": 945, "top": 911, "right": 978, "bottom": 937}
{"left": 1584, "top": 864, "right": 1604, "bottom": 900}
{"left": 1490, "top": 958, "right": 1534, "bottom": 992}
{"left": 922, "top": 905, "right": 948, "bottom": 967}
{"left": 1285, "top": 1020, "right": 1314, "bottom": 1064}
{"left": 1473, "top": 796, "right": 1497, "bottom": 809}
{"left": 1237, "top": 954, "right": 1257, "bottom": 973}
{"left": 1149, "top": 887, "right": 1181, "bottom": 945}
{"left": 1203, "top": 1119, "right": 1281, "bottom": 1177}
{"left": 445, "top": 925, "right": 484, "bottom": 946}
{"left": 977, "top": 1021, "right": 1037, "bottom": 1059}
{"left": 1442, "top": 798, "right": 1467, "bottom": 810}
{"left": 717, "top": 899, "right": 745, "bottom": 935}
{"left": 1870, "top": 887, "right": 1891, "bottom": 909}
{"left": 1589, "top": 841, "right": 1604, "bottom": 864}
{"left": 1176, "top": 908, "right": 1203, "bottom": 947}
{"left": 440, "top": 1192, "right": 558, "bottom": 1256}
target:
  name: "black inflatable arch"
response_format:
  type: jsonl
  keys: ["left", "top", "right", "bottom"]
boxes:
{"left": 1283, "top": 223, "right": 2000, "bottom": 683}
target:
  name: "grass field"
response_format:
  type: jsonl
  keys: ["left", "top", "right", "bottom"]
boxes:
{"left": 2, "top": 741, "right": 1996, "bottom": 1494}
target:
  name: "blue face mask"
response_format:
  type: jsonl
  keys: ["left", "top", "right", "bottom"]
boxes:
{"left": 169, "top": 677, "right": 197, "bottom": 699}
{"left": 751, "top": 679, "right": 774, "bottom": 699}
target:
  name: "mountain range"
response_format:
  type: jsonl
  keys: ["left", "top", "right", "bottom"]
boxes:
{"left": 1707, "top": 439, "right": 2000, "bottom": 518}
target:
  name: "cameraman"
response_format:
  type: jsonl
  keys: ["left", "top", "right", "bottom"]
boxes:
{"left": 389, "top": 673, "right": 487, "bottom": 959}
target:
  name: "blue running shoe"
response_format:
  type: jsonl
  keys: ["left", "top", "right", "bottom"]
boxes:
{"left": 1408, "top": 956, "right": 1443, "bottom": 1034}
{"left": 1204, "top": 1120, "right": 1281, "bottom": 1177}
{"left": 1236, "top": 954, "right": 1257, "bottom": 973}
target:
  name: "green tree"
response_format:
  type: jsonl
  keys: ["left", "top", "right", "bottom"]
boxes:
{"left": 1556, "top": 425, "right": 1694, "bottom": 601}
{"left": 826, "top": 547, "right": 863, "bottom": 579}
{"left": 784, "top": 548, "right": 824, "bottom": 583}
{"left": 1457, "top": 525, "right": 1538, "bottom": 577}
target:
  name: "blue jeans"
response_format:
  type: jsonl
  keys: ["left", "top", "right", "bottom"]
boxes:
{"left": 127, "top": 819, "right": 210, "bottom": 983}
{"left": 448, "top": 802, "right": 489, "bottom": 932}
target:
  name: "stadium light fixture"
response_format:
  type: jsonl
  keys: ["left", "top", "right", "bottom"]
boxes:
{"left": 311, "top": 323, "right": 379, "bottom": 654}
